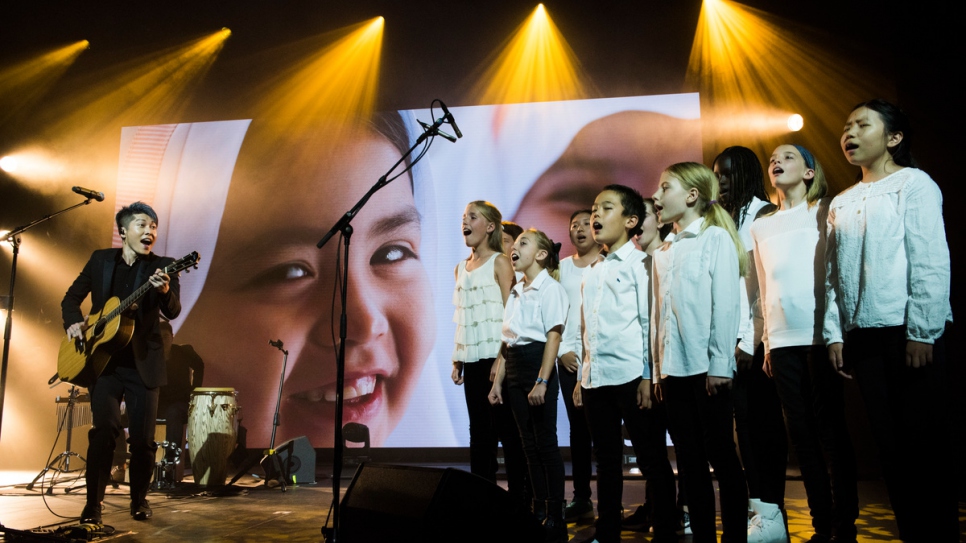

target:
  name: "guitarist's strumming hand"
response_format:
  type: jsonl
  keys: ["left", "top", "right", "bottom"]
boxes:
{"left": 66, "top": 321, "right": 86, "bottom": 340}
{"left": 148, "top": 269, "right": 171, "bottom": 295}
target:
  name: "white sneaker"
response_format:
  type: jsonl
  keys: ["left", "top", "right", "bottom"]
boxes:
{"left": 676, "top": 505, "right": 692, "bottom": 536}
{"left": 748, "top": 500, "right": 787, "bottom": 543}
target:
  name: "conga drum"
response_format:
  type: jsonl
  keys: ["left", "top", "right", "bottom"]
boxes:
{"left": 187, "top": 388, "right": 239, "bottom": 487}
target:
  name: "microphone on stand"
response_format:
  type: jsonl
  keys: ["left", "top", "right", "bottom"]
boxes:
{"left": 417, "top": 120, "right": 457, "bottom": 143}
{"left": 72, "top": 186, "right": 105, "bottom": 202}
{"left": 438, "top": 100, "right": 463, "bottom": 139}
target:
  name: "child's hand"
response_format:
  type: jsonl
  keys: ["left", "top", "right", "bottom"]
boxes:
{"left": 572, "top": 384, "right": 583, "bottom": 408}
{"left": 735, "top": 346, "right": 754, "bottom": 371}
{"left": 906, "top": 340, "right": 933, "bottom": 368}
{"left": 827, "top": 343, "right": 851, "bottom": 379}
{"left": 528, "top": 382, "right": 547, "bottom": 405}
{"left": 705, "top": 375, "right": 732, "bottom": 396}
{"left": 488, "top": 384, "right": 503, "bottom": 405}
{"left": 653, "top": 382, "right": 664, "bottom": 404}
{"left": 763, "top": 352, "right": 774, "bottom": 378}
{"left": 451, "top": 361, "right": 464, "bottom": 385}
{"left": 559, "top": 352, "right": 580, "bottom": 373}
{"left": 637, "top": 379, "right": 652, "bottom": 409}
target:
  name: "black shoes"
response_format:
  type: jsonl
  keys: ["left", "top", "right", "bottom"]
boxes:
{"left": 621, "top": 504, "right": 652, "bottom": 532}
{"left": 543, "top": 516, "right": 569, "bottom": 543}
{"left": 131, "top": 499, "right": 152, "bottom": 520}
{"left": 563, "top": 498, "right": 595, "bottom": 524}
{"left": 80, "top": 503, "right": 102, "bottom": 524}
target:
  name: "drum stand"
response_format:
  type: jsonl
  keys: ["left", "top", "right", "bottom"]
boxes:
{"left": 227, "top": 339, "right": 289, "bottom": 491}
{"left": 27, "top": 386, "right": 88, "bottom": 494}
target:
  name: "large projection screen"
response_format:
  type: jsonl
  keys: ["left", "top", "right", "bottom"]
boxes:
{"left": 114, "top": 93, "right": 701, "bottom": 448}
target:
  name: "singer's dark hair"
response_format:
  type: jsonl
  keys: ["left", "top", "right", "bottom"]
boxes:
{"left": 850, "top": 99, "right": 917, "bottom": 169}
{"left": 601, "top": 184, "right": 646, "bottom": 237}
{"left": 502, "top": 221, "right": 523, "bottom": 243}
{"left": 116, "top": 201, "right": 159, "bottom": 235}
{"left": 712, "top": 146, "right": 768, "bottom": 231}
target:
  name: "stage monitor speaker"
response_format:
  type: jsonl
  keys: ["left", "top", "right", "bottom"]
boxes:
{"left": 262, "top": 435, "right": 315, "bottom": 484}
{"left": 340, "top": 463, "right": 542, "bottom": 543}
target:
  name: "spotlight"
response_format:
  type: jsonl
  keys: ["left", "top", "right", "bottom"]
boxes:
{"left": 787, "top": 114, "right": 804, "bottom": 132}
{"left": 0, "top": 156, "right": 18, "bottom": 173}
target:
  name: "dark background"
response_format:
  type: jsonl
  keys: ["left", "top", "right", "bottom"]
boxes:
{"left": 0, "top": 0, "right": 961, "bottom": 486}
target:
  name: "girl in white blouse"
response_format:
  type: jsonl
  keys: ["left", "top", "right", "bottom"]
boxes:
{"left": 651, "top": 162, "right": 747, "bottom": 543}
{"left": 825, "top": 100, "right": 955, "bottom": 542}
{"left": 753, "top": 144, "right": 857, "bottom": 543}
{"left": 489, "top": 229, "right": 569, "bottom": 542}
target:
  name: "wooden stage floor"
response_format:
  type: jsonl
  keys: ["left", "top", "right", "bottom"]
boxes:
{"left": 0, "top": 465, "right": 961, "bottom": 542}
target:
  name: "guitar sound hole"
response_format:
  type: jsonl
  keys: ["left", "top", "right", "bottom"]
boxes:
{"left": 93, "top": 321, "right": 105, "bottom": 337}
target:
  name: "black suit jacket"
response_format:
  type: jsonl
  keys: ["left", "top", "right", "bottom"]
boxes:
{"left": 61, "top": 248, "right": 182, "bottom": 389}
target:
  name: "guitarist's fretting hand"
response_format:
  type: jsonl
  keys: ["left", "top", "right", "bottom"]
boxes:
{"left": 148, "top": 269, "right": 171, "bottom": 295}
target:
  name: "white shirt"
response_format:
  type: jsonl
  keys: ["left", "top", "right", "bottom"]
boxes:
{"left": 736, "top": 196, "right": 770, "bottom": 354}
{"left": 580, "top": 241, "right": 650, "bottom": 388}
{"left": 823, "top": 168, "right": 952, "bottom": 344}
{"left": 502, "top": 269, "right": 569, "bottom": 347}
{"left": 751, "top": 200, "right": 828, "bottom": 353}
{"left": 651, "top": 217, "right": 740, "bottom": 378}
{"left": 557, "top": 256, "right": 594, "bottom": 360}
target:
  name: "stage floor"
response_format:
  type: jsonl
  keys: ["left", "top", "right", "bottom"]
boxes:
{"left": 0, "top": 465, "right": 960, "bottom": 542}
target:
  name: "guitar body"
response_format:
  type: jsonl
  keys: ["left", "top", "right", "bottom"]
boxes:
{"left": 55, "top": 251, "right": 200, "bottom": 387}
{"left": 57, "top": 296, "right": 136, "bottom": 387}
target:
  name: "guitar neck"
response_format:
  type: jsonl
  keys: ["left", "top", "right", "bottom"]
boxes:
{"left": 103, "top": 267, "right": 166, "bottom": 322}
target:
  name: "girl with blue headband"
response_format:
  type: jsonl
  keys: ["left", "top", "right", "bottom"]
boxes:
{"left": 751, "top": 144, "right": 858, "bottom": 543}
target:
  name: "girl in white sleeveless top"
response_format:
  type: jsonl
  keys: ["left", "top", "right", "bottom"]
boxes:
{"left": 452, "top": 201, "right": 517, "bottom": 486}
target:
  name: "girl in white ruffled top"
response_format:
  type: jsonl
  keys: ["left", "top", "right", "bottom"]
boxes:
{"left": 452, "top": 201, "right": 517, "bottom": 483}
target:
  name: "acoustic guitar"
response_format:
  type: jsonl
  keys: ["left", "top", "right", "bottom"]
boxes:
{"left": 56, "top": 251, "right": 200, "bottom": 387}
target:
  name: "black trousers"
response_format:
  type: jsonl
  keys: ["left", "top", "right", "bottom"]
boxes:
{"left": 664, "top": 374, "right": 747, "bottom": 543}
{"left": 505, "top": 342, "right": 564, "bottom": 514}
{"left": 87, "top": 364, "right": 158, "bottom": 507}
{"left": 770, "top": 344, "right": 858, "bottom": 540}
{"left": 557, "top": 359, "right": 593, "bottom": 501}
{"left": 583, "top": 379, "right": 676, "bottom": 543}
{"left": 462, "top": 359, "right": 528, "bottom": 507}
{"left": 733, "top": 343, "right": 787, "bottom": 506}
{"left": 845, "top": 326, "right": 958, "bottom": 542}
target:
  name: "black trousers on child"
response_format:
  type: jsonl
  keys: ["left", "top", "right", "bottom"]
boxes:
{"left": 663, "top": 373, "right": 747, "bottom": 543}
{"left": 583, "top": 378, "right": 676, "bottom": 543}
{"left": 462, "top": 359, "right": 529, "bottom": 509}
{"left": 505, "top": 342, "right": 565, "bottom": 517}
{"left": 733, "top": 343, "right": 787, "bottom": 507}
{"left": 845, "top": 326, "right": 958, "bottom": 542}
{"left": 770, "top": 344, "right": 858, "bottom": 541}
{"left": 557, "top": 359, "right": 593, "bottom": 502}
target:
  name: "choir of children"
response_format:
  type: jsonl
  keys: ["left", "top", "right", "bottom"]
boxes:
{"left": 452, "top": 99, "right": 953, "bottom": 543}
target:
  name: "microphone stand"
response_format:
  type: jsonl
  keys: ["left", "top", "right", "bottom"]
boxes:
{"left": 227, "top": 339, "right": 290, "bottom": 491}
{"left": 317, "top": 103, "right": 458, "bottom": 543}
{"left": 0, "top": 197, "right": 97, "bottom": 442}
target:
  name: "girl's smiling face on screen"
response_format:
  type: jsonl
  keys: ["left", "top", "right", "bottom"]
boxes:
{"left": 177, "top": 125, "right": 434, "bottom": 448}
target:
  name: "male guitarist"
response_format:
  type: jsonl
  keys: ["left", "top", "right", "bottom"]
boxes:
{"left": 62, "top": 201, "right": 181, "bottom": 524}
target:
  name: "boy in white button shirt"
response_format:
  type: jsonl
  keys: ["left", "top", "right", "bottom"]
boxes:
{"left": 573, "top": 184, "right": 676, "bottom": 543}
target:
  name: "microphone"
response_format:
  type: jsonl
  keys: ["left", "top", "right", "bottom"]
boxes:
{"left": 72, "top": 186, "right": 105, "bottom": 202}
{"left": 417, "top": 120, "right": 457, "bottom": 143}
{"left": 269, "top": 339, "right": 284, "bottom": 349}
{"left": 438, "top": 100, "right": 462, "bottom": 139}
